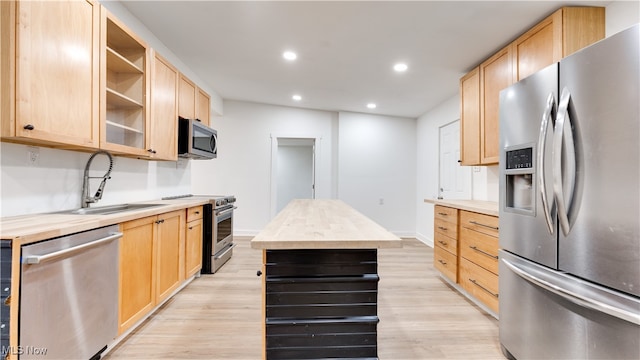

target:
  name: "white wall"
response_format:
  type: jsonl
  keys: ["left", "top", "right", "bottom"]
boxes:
{"left": 0, "top": 143, "right": 190, "bottom": 217}
{"left": 277, "top": 143, "right": 314, "bottom": 212}
{"left": 338, "top": 112, "right": 416, "bottom": 237}
{"left": 605, "top": 0, "right": 640, "bottom": 37}
{"left": 190, "top": 100, "right": 339, "bottom": 235}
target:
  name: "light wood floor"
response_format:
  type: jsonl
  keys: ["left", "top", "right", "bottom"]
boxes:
{"left": 105, "top": 237, "right": 504, "bottom": 359}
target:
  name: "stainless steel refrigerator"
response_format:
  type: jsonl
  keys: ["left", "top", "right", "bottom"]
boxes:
{"left": 498, "top": 24, "right": 640, "bottom": 359}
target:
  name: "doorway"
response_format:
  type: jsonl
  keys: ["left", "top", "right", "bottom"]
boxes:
{"left": 271, "top": 137, "right": 316, "bottom": 215}
{"left": 439, "top": 120, "right": 471, "bottom": 199}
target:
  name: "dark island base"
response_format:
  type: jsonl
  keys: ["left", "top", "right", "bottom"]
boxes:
{"left": 264, "top": 249, "right": 379, "bottom": 360}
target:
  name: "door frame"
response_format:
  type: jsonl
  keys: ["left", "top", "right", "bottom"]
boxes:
{"left": 270, "top": 133, "right": 321, "bottom": 218}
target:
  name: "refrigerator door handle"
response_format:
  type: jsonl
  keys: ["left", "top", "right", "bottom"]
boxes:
{"left": 502, "top": 258, "right": 640, "bottom": 325}
{"left": 538, "top": 93, "right": 556, "bottom": 234}
{"left": 553, "top": 87, "right": 577, "bottom": 236}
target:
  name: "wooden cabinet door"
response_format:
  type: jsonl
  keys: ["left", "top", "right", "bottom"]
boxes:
{"left": 185, "top": 218, "right": 203, "bottom": 278}
{"left": 3, "top": 0, "right": 99, "bottom": 148}
{"left": 513, "top": 11, "right": 561, "bottom": 81}
{"left": 155, "top": 210, "right": 185, "bottom": 303}
{"left": 480, "top": 46, "right": 512, "bottom": 165}
{"left": 119, "top": 216, "right": 156, "bottom": 335}
{"left": 149, "top": 51, "right": 178, "bottom": 161}
{"left": 460, "top": 67, "right": 480, "bottom": 165}
{"left": 196, "top": 88, "right": 211, "bottom": 126}
{"left": 178, "top": 75, "right": 196, "bottom": 120}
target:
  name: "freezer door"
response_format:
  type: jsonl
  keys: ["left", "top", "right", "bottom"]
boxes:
{"left": 499, "top": 250, "right": 640, "bottom": 360}
{"left": 556, "top": 24, "right": 640, "bottom": 297}
{"left": 499, "top": 64, "right": 558, "bottom": 268}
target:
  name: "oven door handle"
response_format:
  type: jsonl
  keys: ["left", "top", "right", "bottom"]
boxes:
{"left": 214, "top": 243, "right": 237, "bottom": 260}
{"left": 215, "top": 206, "right": 237, "bottom": 216}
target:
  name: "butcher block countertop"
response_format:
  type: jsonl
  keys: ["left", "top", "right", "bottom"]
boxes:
{"left": 0, "top": 198, "right": 210, "bottom": 246}
{"left": 424, "top": 199, "right": 499, "bottom": 217}
{"left": 251, "top": 199, "right": 402, "bottom": 250}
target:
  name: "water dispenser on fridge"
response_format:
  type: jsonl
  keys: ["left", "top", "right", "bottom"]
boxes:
{"left": 505, "top": 146, "right": 534, "bottom": 214}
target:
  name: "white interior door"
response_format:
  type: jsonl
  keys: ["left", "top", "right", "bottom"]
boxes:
{"left": 439, "top": 120, "right": 471, "bottom": 199}
{"left": 275, "top": 138, "right": 315, "bottom": 213}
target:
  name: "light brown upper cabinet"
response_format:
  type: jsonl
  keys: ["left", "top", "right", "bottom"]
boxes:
{"left": 178, "top": 74, "right": 197, "bottom": 120}
{"left": 513, "top": 7, "right": 605, "bottom": 81}
{"left": 460, "top": 68, "right": 480, "bottom": 166}
{"left": 460, "top": 6, "right": 604, "bottom": 166}
{"left": 479, "top": 46, "right": 513, "bottom": 165}
{"left": 1, "top": 0, "right": 100, "bottom": 149}
{"left": 99, "top": 7, "right": 151, "bottom": 158}
{"left": 196, "top": 88, "right": 211, "bottom": 126}
{"left": 179, "top": 74, "right": 212, "bottom": 126}
{"left": 149, "top": 51, "right": 179, "bottom": 161}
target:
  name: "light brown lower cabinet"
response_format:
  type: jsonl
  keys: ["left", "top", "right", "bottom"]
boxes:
{"left": 185, "top": 206, "right": 203, "bottom": 278}
{"left": 433, "top": 205, "right": 499, "bottom": 315}
{"left": 118, "top": 209, "right": 186, "bottom": 335}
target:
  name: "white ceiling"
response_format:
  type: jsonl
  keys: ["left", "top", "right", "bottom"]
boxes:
{"left": 119, "top": 0, "right": 611, "bottom": 118}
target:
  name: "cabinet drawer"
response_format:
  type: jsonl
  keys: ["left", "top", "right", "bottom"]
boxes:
{"left": 187, "top": 206, "right": 203, "bottom": 222}
{"left": 434, "top": 218, "right": 458, "bottom": 239}
{"left": 434, "top": 205, "right": 458, "bottom": 223}
{"left": 460, "top": 226, "right": 498, "bottom": 274}
{"left": 460, "top": 211, "right": 499, "bottom": 237}
{"left": 434, "top": 231, "right": 457, "bottom": 254}
{"left": 434, "top": 246, "right": 457, "bottom": 283}
{"left": 459, "top": 258, "right": 499, "bottom": 313}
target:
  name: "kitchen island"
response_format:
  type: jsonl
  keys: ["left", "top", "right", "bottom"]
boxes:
{"left": 251, "top": 199, "right": 401, "bottom": 360}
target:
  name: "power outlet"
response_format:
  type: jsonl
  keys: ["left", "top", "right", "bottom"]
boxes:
{"left": 27, "top": 146, "right": 40, "bottom": 166}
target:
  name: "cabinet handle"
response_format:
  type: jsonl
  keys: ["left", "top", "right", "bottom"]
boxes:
{"left": 156, "top": 219, "right": 165, "bottom": 224}
{"left": 23, "top": 124, "right": 35, "bottom": 130}
{"left": 195, "top": 211, "right": 200, "bottom": 215}
{"left": 256, "top": 270, "right": 262, "bottom": 277}
{"left": 438, "top": 240, "right": 448, "bottom": 246}
{"left": 469, "top": 220, "right": 499, "bottom": 231}
{"left": 438, "top": 212, "right": 448, "bottom": 216}
{"left": 147, "top": 149, "right": 157, "bottom": 154}
{"left": 438, "top": 259, "right": 447, "bottom": 266}
{"left": 188, "top": 226, "right": 193, "bottom": 230}
{"left": 437, "top": 226, "right": 447, "bottom": 231}
{"left": 469, "top": 246, "right": 498, "bottom": 259}
{"left": 469, "top": 278, "right": 499, "bottom": 298}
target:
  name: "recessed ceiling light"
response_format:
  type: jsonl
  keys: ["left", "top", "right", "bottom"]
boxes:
{"left": 292, "top": 94, "right": 302, "bottom": 101}
{"left": 283, "top": 51, "right": 297, "bottom": 61}
{"left": 394, "top": 63, "right": 408, "bottom": 72}
{"left": 367, "top": 103, "right": 377, "bottom": 109}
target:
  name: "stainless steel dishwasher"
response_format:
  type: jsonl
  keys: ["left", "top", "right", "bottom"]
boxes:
{"left": 20, "top": 225, "right": 121, "bottom": 360}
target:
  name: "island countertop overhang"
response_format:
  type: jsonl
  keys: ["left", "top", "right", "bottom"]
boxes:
{"left": 250, "top": 199, "right": 402, "bottom": 250}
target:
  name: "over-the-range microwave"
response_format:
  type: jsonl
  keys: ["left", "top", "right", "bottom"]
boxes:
{"left": 178, "top": 116, "right": 217, "bottom": 159}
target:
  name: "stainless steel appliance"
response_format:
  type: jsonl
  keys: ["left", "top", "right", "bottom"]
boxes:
{"left": 20, "top": 225, "right": 121, "bottom": 360}
{"left": 161, "top": 194, "right": 237, "bottom": 273}
{"left": 498, "top": 25, "right": 640, "bottom": 359}
{"left": 207, "top": 195, "right": 237, "bottom": 273}
{"left": 178, "top": 116, "right": 217, "bottom": 159}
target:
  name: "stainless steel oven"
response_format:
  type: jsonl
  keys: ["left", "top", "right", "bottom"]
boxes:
{"left": 209, "top": 197, "right": 236, "bottom": 273}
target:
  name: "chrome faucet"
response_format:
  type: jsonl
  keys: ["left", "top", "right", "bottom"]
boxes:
{"left": 82, "top": 150, "right": 114, "bottom": 208}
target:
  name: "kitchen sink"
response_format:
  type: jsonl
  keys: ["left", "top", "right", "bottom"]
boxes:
{"left": 59, "top": 203, "right": 165, "bottom": 215}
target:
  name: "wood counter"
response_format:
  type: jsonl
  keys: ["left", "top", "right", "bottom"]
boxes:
{"left": 252, "top": 199, "right": 400, "bottom": 360}
{"left": 251, "top": 199, "right": 402, "bottom": 250}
